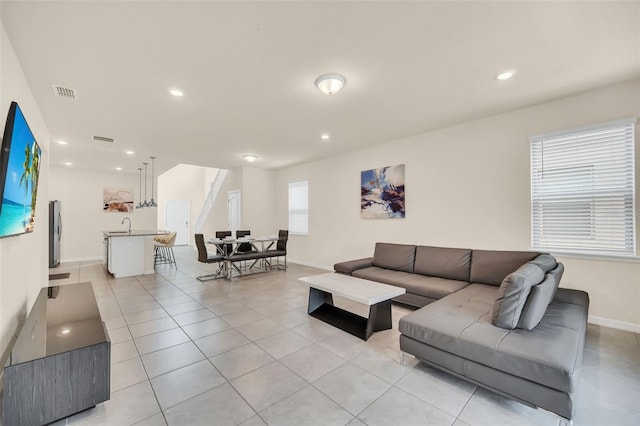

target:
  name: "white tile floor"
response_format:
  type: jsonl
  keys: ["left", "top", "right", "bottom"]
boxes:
{"left": 48, "top": 247, "right": 640, "bottom": 426}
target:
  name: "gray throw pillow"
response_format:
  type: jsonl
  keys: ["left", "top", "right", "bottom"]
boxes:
{"left": 492, "top": 263, "right": 545, "bottom": 329}
{"left": 517, "top": 263, "right": 564, "bottom": 330}
{"left": 528, "top": 253, "right": 557, "bottom": 273}
{"left": 548, "top": 262, "right": 564, "bottom": 301}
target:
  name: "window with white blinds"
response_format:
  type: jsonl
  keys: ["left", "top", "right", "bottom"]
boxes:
{"left": 288, "top": 180, "right": 308, "bottom": 235}
{"left": 530, "top": 117, "right": 636, "bottom": 256}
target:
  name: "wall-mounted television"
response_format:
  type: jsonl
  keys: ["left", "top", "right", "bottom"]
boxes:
{"left": 0, "top": 102, "right": 42, "bottom": 238}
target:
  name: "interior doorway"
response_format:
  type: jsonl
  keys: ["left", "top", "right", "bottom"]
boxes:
{"left": 165, "top": 200, "right": 190, "bottom": 246}
{"left": 227, "top": 191, "right": 241, "bottom": 233}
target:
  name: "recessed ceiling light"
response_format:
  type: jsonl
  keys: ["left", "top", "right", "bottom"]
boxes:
{"left": 64, "top": 162, "right": 72, "bottom": 166}
{"left": 56, "top": 140, "right": 68, "bottom": 145}
{"left": 169, "top": 88, "right": 184, "bottom": 97}
{"left": 125, "top": 150, "right": 135, "bottom": 155}
{"left": 321, "top": 134, "right": 330, "bottom": 140}
{"left": 315, "top": 74, "right": 346, "bottom": 95}
{"left": 243, "top": 154, "right": 258, "bottom": 163}
{"left": 115, "top": 167, "right": 122, "bottom": 171}
{"left": 496, "top": 70, "right": 516, "bottom": 81}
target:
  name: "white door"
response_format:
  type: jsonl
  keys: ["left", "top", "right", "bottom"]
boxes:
{"left": 165, "top": 200, "right": 190, "bottom": 246}
{"left": 227, "top": 191, "right": 241, "bottom": 233}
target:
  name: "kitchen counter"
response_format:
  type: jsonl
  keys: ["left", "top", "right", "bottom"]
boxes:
{"left": 103, "top": 229, "right": 167, "bottom": 237}
{"left": 103, "top": 230, "right": 167, "bottom": 278}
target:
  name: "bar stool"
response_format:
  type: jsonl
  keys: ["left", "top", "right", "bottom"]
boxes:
{"left": 154, "top": 232, "right": 177, "bottom": 269}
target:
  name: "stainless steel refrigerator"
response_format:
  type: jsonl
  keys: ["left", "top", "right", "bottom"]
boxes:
{"left": 49, "top": 200, "right": 61, "bottom": 267}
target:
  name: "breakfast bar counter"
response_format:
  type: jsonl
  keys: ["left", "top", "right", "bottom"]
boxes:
{"left": 103, "top": 230, "right": 167, "bottom": 278}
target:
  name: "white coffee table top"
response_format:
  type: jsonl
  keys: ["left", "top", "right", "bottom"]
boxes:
{"left": 299, "top": 272, "right": 406, "bottom": 306}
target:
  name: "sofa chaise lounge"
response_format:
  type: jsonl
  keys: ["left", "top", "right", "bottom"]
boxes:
{"left": 334, "top": 243, "right": 589, "bottom": 423}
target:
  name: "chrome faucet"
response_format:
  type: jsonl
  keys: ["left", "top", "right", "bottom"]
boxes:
{"left": 121, "top": 217, "right": 131, "bottom": 233}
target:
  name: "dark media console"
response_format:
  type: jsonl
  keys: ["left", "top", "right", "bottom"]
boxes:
{"left": 2, "top": 282, "right": 110, "bottom": 425}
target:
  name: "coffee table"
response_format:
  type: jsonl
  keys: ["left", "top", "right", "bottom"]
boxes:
{"left": 298, "top": 273, "right": 406, "bottom": 340}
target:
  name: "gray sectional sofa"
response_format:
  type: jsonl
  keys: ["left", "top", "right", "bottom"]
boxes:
{"left": 334, "top": 243, "right": 589, "bottom": 423}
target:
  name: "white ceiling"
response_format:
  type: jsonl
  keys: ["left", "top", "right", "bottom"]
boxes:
{"left": 1, "top": 1, "right": 638, "bottom": 175}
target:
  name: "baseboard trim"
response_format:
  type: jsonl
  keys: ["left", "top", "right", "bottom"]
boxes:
{"left": 288, "top": 258, "right": 333, "bottom": 271}
{"left": 588, "top": 315, "right": 640, "bottom": 333}
{"left": 59, "top": 256, "right": 105, "bottom": 264}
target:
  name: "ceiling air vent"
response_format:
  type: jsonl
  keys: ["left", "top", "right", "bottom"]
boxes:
{"left": 52, "top": 85, "right": 77, "bottom": 100}
{"left": 92, "top": 135, "right": 114, "bottom": 143}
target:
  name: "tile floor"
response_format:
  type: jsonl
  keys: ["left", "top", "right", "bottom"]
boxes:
{"left": 47, "top": 247, "right": 639, "bottom": 426}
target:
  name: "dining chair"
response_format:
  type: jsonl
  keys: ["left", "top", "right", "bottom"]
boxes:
{"left": 195, "top": 234, "right": 226, "bottom": 281}
{"left": 266, "top": 229, "right": 288, "bottom": 270}
{"left": 235, "top": 230, "right": 255, "bottom": 253}
{"left": 235, "top": 230, "right": 256, "bottom": 271}
{"left": 215, "top": 230, "right": 233, "bottom": 255}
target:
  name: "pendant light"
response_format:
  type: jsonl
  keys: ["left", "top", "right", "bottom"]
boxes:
{"left": 142, "top": 162, "right": 149, "bottom": 207}
{"left": 136, "top": 168, "right": 144, "bottom": 209}
{"left": 149, "top": 156, "right": 158, "bottom": 207}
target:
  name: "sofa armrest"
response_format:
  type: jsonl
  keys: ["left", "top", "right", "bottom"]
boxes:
{"left": 334, "top": 257, "right": 373, "bottom": 275}
{"left": 553, "top": 288, "right": 590, "bottom": 308}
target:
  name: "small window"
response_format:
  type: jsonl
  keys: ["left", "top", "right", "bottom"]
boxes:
{"left": 530, "top": 118, "right": 636, "bottom": 256}
{"left": 288, "top": 180, "right": 308, "bottom": 235}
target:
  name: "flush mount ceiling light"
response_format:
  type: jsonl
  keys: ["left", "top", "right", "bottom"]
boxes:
{"left": 115, "top": 167, "right": 122, "bottom": 171}
{"left": 169, "top": 88, "right": 184, "bottom": 97}
{"left": 125, "top": 150, "right": 135, "bottom": 155}
{"left": 56, "top": 140, "right": 68, "bottom": 145}
{"left": 315, "top": 74, "right": 346, "bottom": 95}
{"left": 64, "top": 162, "right": 72, "bottom": 166}
{"left": 496, "top": 70, "right": 516, "bottom": 81}
{"left": 321, "top": 134, "right": 330, "bottom": 140}
{"left": 243, "top": 154, "right": 258, "bottom": 163}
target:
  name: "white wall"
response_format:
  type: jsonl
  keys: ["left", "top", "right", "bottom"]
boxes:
{"left": 0, "top": 24, "right": 50, "bottom": 364}
{"left": 157, "top": 164, "right": 218, "bottom": 246}
{"left": 275, "top": 79, "right": 640, "bottom": 331}
{"left": 241, "top": 167, "right": 276, "bottom": 236}
{"left": 49, "top": 167, "right": 157, "bottom": 261}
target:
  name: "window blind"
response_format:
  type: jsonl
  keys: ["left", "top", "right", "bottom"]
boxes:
{"left": 288, "top": 180, "right": 308, "bottom": 235}
{"left": 530, "top": 118, "right": 636, "bottom": 256}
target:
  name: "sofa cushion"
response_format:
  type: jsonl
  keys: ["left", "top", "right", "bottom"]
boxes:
{"left": 492, "top": 263, "right": 545, "bottom": 329}
{"left": 372, "top": 243, "right": 416, "bottom": 273}
{"left": 470, "top": 250, "right": 540, "bottom": 286}
{"left": 352, "top": 267, "right": 468, "bottom": 300}
{"left": 414, "top": 246, "right": 472, "bottom": 282}
{"left": 518, "top": 263, "right": 564, "bottom": 330}
{"left": 399, "top": 284, "right": 588, "bottom": 393}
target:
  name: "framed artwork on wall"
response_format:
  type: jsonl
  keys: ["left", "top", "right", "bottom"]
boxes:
{"left": 361, "top": 164, "right": 405, "bottom": 219}
{"left": 103, "top": 187, "right": 133, "bottom": 212}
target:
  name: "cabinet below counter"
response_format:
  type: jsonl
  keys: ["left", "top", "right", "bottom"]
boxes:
{"left": 103, "top": 230, "right": 166, "bottom": 278}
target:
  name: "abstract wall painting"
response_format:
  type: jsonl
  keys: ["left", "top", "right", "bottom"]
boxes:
{"left": 103, "top": 187, "right": 134, "bottom": 212}
{"left": 361, "top": 164, "right": 405, "bottom": 219}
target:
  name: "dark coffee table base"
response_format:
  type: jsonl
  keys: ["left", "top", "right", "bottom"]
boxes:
{"left": 307, "top": 287, "right": 393, "bottom": 341}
